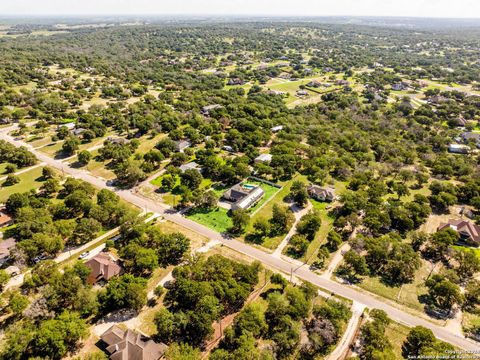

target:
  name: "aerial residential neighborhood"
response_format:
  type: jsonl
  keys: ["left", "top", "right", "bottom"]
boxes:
{"left": 0, "top": 1, "right": 479, "bottom": 359}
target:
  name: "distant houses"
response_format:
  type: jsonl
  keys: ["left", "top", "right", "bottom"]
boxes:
{"left": 271, "top": 125, "right": 283, "bottom": 133}
{"left": 227, "top": 78, "right": 244, "bottom": 86}
{"left": 448, "top": 143, "right": 470, "bottom": 154}
{"left": 222, "top": 182, "right": 265, "bottom": 211}
{"left": 307, "top": 185, "right": 336, "bottom": 202}
{"left": 100, "top": 325, "right": 167, "bottom": 360}
{"left": 254, "top": 153, "right": 272, "bottom": 163}
{"left": 179, "top": 161, "right": 203, "bottom": 173}
{"left": 174, "top": 140, "right": 191, "bottom": 153}
{"left": 438, "top": 219, "right": 480, "bottom": 246}
{"left": 85, "top": 253, "right": 122, "bottom": 284}
{"left": 201, "top": 104, "right": 223, "bottom": 115}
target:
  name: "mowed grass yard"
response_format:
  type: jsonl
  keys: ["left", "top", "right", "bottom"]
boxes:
{"left": 186, "top": 207, "right": 233, "bottom": 233}
{"left": 302, "top": 199, "right": 335, "bottom": 263}
{"left": 384, "top": 321, "right": 410, "bottom": 359}
{"left": 0, "top": 166, "right": 47, "bottom": 203}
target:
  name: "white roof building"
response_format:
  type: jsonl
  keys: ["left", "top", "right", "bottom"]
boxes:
{"left": 255, "top": 153, "right": 273, "bottom": 163}
{"left": 271, "top": 125, "right": 283, "bottom": 133}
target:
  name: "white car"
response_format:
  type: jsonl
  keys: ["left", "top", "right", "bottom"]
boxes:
{"left": 78, "top": 251, "right": 90, "bottom": 259}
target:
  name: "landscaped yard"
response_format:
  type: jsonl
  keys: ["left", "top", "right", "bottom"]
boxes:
{"left": 186, "top": 207, "right": 233, "bottom": 233}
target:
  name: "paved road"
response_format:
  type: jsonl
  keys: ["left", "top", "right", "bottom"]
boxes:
{"left": 326, "top": 301, "right": 365, "bottom": 360}
{"left": 0, "top": 126, "right": 478, "bottom": 350}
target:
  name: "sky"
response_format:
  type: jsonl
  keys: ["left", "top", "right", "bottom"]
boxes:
{"left": 1, "top": 0, "right": 480, "bottom": 18}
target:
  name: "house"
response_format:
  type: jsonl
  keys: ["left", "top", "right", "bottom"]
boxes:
{"left": 0, "top": 238, "right": 15, "bottom": 267}
{"left": 307, "top": 80, "right": 322, "bottom": 88}
{"left": 461, "top": 132, "right": 480, "bottom": 148}
{"left": 223, "top": 145, "right": 234, "bottom": 152}
{"left": 58, "top": 122, "right": 76, "bottom": 131}
{"left": 106, "top": 137, "right": 130, "bottom": 145}
{"left": 271, "top": 125, "right": 284, "bottom": 133}
{"left": 201, "top": 104, "right": 223, "bottom": 115}
{"left": 174, "top": 140, "right": 191, "bottom": 153}
{"left": 179, "top": 161, "right": 203, "bottom": 173}
{"left": 335, "top": 80, "right": 350, "bottom": 86}
{"left": 438, "top": 220, "right": 480, "bottom": 246}
{"left": 85, "top": 253, "right": 122, "bottom": 284}
{"left": 391, "top": 82, "right": 409, "bottom": 91}
{"left": 427, "top": 95, "right": 449, "bottom": 105}
{"left": 296, "top": 90, "right": 308, "bottom": 97}
{"left": 223, "top": 182, "right": 265, "bottom": 211}
{"left": 254, "top": 153, "right": 272, "bottom": 163}
{"left": 227, "top": 78, "right": 244, "bottom": 86}
{"left": 0, "top": 209, "right": 13, "bottom": 228}
{"left": 72, "top": 128, "right": 87, "bottom": 136}
{"left": 307, "top": 185, "right": 336, "bottom": 202}
{"left": 448, "top": 144, "right": 470, "bottom": 154}
{"left": 100, "top": 325, "right": 167, "bottom": 360}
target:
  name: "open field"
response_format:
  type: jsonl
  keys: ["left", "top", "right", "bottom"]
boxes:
{"left": 0, "top": 166, "right": 47, "bottom": 203}
{"left": 186, "top": 207, "right": 232, "bottom": 233}
{"left": 356, "top": 260, "right": 432, "bottom": 313}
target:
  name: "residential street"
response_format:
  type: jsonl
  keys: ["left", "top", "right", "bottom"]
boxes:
{"left": 0, "top": 125, "right": 479, "bottom": 351}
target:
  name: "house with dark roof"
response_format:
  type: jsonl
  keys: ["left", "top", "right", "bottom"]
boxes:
{"left": 307, "top": 185, "right": 336, "bottom": 202}
{"left": 85, "top": 253, "right": 122, "bottom": 284}
{"left": 222, "top": 182, "right": 265, "bottom": 211}
{"left": 438, "top": 219, "right": 480, "bottom": 246}
{"left": 100, "top": 325, "right": 167, "bottom": 360}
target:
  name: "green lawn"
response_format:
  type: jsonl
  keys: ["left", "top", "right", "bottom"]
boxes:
{"left": 186, "top": 207, "right": 232, "bottom": 233}
{"left": 246, "top": 180, "right": 281, "bottom": 214}
{"left": 0, "top": 166, "right": 47, "bottom": 203}
{"left": 452, "top": 245, "right": 480, "bottom": 260}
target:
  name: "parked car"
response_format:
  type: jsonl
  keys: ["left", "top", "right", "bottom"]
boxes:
{"left": 78, "top": 251, "right": 90, "bottom": 259}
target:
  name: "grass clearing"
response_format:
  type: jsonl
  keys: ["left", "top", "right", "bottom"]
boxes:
{"left": 156, "top": 219, "right": 209, "bottom": 250}
{"left": 384, "top": 321, "right": 410, "bottom": 359}
{"left": 0, "top": 166, "right": 47, "bottom": 203}
{"left": 356, "top": 260, "right": 432, "bottom": 313}
{"left": 186, "top": 207, "right": 232, "bottom": 233}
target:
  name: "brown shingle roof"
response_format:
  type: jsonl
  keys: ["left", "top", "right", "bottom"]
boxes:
{"left": 101, "top": 325, "right": 167, "bottom": 360}
{"left": 85, "top": 253, "right": 122, "bottom": 284}
{"left": 438, "top": 219, "right": 480, "bottom": 244}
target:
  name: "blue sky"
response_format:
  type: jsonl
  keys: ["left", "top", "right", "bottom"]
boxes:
{"left": 2, "top": 0, "right": 479, "bottom": 18}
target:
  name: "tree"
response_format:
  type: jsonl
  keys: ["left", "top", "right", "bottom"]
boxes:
{"left": 62, "top": 136, "right": 80, "bottom": 155}
{"left": 155, "top": 308, "right": 176, "bottom": 343}
{"left": 3, "top": 174, "right": 20, "bottom": 186}
{"left": 114, "top": 160, "right": 146, "bottom": 187}
{"left": 270, "top": 204, "right": 294, "bottom": 235}
{"left": 290, "top": 181, "right": 309, "bottom": 207}
{"left": 426, "top": 274, "right": 464, "bottom": 312}
{"left": 157, "top": 232, "right": 190, "bottom": 267}
{"left": 165, "top": 343, "right": 201, "bottom": 360}
{"left": 180, "top": 169, "right": 203, "bottom": 190}
{"left": 296, "top": 211, "right": 321, "bottom": 241}
{"left": 71, "top": 217, "right": 102, "bottom": 245}
{"left": 77, "top": 150, "right": 92, "bottom": 165}
{"left": 231, "top": 209, "right": 250, "bottom": 234}
{"left": 5, "top": 163, "right": 17, "bottom": 174}
{"left": 99, "top": 274, "right": 147, "bottom": 312}
{"left": 0, "top": 269, "right": 9, "bottom": 290}
{"left": 41, "top": 178, "right": 61, "bottom": 196}
{"left": 287, "top": 234, "right": 309, "bottom": 258}
{"left": 42, "top": 166, "right": 55, "bottom": 179}
{"left": 326, "top": 230, "right": 342, "bottom": 251}
{"left": 340, "top": 250, "right": 368, "bottom": 279}
{"left": 402, "top": 326, "right": 436, "bottom": 358}
{"left": 34, "top": 311, "right": 88, "bottom": 359}
{"left": 161, "top": 174, "right": 176, "bottom": 192}
{"left": 8, "top": 291, "right": 29, "bottom": 316}
{"left": 454, "top": 250, "right": 480, "bottom": 280}
{"left": 428, "top": 229, "right": 458, "bottom": 260}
